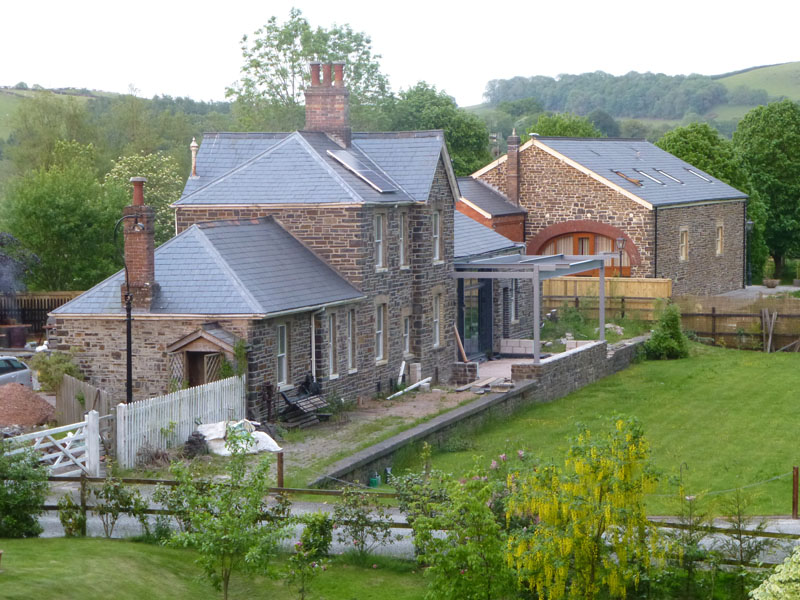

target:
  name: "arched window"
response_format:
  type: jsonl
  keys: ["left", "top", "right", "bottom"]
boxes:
{"left": 540, "top": 233, "right": 630, "bottom": 275}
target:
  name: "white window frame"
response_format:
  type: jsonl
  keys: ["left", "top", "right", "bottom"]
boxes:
{"left": 347, "top": 309, "right": 356, "bottom": 371}
{"left": 375, "top": 213, "right": 385, "bottom": 269}
{"left": 432, "top": 210, "right": 441, "bottom": 262}
{"left": 403, "top": 316, "right": 410, "bottom": 354}
{"left": 716, "top": 224, "right": 724, "bottom": 256}
{"left": 375, "top": 304, "right": 386, "bottom": 361}
{"left": 510, "top": 279, "right": 518, "bottom": 322}
{"left": 328, "top": 313, "right": 337, "bottom": 377}
{"left": 679, "top": 228, "right": 689, "bottom": 261}
{"left": 433, "top": 295, "right": 441, "bottom": 348}
{"left": 277, "top": 324, "right": 288, "bottom": 386}
{"left": 399, "top": 212, "right": 408, "bottom": 268}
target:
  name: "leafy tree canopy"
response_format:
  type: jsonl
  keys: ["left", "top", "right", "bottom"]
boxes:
{"left": 528, "top": 112, "right": 604, "bottom": 138}
{"left": 733, "top": 99, "right": 800, "bottom": 273}
{"left": 587, "top": 109, "right": 620, "bottom": 137}
{"left": 391, "top": 82, "right": 492, "bottom": 175}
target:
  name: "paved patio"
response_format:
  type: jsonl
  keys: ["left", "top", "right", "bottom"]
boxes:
{"left": 718, "top": 284, "right": 799, "bottom": 299}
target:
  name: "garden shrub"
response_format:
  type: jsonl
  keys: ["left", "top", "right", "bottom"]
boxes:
{"left": 333, "top": 485, "right": 397, "bottom": 564}
{"left": 644, "top": 304, "right": 689, "bottom": 359}
{"left": 57, "top": 493, "right": 86, "bottom": 537}
{"left": 751, "top": 545, "right": 800, "bottom": 600}
{"left": 91, "top": 468, "right": 150, "bottom": 538}
{"left": 299, "top": 511, "right": 333, "bottom": 559}
{"left": 28, "top": 350, "right": 83, "bottom": 392}
{"left": 0, "top": 442, "right": 48, "bottom": 537}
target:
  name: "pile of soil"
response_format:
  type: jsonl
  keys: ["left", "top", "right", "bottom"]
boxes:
{"left": 0, "top": 383, "right": 54, "bottom": 427}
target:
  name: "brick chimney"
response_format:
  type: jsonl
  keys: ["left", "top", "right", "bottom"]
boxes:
{"left": 506, "top": 129, "right": 521, "bottom": 205}
{"left": 121, "top": 177, "right": 159, "bottom": 311}
{"left": 304, "top": 61, "right": 351, "bottom": 147}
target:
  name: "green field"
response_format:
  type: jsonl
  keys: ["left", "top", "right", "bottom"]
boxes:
{"left": 401, "top": 344, "right": 800, "bottom": 515}
{"left": 0, "top": 538, "right": 424, "bottom": 600}
{"left": 717, "top": 62, "right": 800, "bottom": 101}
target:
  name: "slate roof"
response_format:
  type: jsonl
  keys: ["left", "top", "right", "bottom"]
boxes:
{"left": 454, "top": 211, "right": 522, "bottom": 259}
{"left": 533, "top": 137, "right": 748, "bottom": 207}
{"left": 177, "top": 130, "right": 448, "bottom": 206}
{"left": 52, "top": 217, "right": 363, "bottom": 316}
{"left": 457, "top": 177, "right": 526, "bottom": 216}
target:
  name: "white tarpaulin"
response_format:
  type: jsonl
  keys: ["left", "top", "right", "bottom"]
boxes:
{"left": 196, "top": 420, "right": 282, "bottom": 456}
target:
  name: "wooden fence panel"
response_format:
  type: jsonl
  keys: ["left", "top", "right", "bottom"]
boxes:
{"left": 115, "top": 375, "right": 246, "bottom": 469}
{"left": 543, "top": 277, "right": 672, "bottom": 299}
{"left": 0, "top": 291, "right": 82, "bottom": 333}
{"left": 56, "top": 375, "right": 114, "bottom": 425}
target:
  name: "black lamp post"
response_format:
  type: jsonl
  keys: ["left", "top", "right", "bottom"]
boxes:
{"left": 746, "top": 219, "right": 755, "bottom": 286}
{"left": 615, "top": 237, "right": 626, "bottom": 278}
{"left": 113, "top": 214, "right": 143, "bottom": 404}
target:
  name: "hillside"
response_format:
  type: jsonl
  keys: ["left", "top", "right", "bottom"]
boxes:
{"left": 715, "top": 61, "right": 800, "bottom": 101}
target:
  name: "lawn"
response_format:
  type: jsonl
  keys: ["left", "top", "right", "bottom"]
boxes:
{"left": 400, "top": 343, "right": 800, "bottom": 515}
{"left": 0, "top": 538, "right": 425, "bottom": 600}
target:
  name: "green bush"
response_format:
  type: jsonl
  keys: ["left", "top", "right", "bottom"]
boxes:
{"left": 0, "top": 442, "right": 49, "bottom": 537}
{"left": 57, "top": 494, "right": 86, "bottom": 537}
{"left": 644, "top": 304, "right": 689, "bottom": 360}
{"left": 28, "top": 350, "right": 83, "bottom": 392}
{"left": 299, "top": 511, "right": 334, "bottom": 559}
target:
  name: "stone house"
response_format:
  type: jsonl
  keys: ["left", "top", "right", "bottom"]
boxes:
{"left": 468, "top": 134, "right": 748, "bottom": 295}
{"left": 50, "top": 62, "right": 458, "bottom": 416}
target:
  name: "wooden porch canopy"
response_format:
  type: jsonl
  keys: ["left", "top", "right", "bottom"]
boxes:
{"left": 454, "top": 253, "right": 609, "bottom": 364}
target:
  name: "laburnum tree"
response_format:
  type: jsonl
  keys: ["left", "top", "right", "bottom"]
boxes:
{"left": 506, "top": 417, "right": 664, "bottom": 600}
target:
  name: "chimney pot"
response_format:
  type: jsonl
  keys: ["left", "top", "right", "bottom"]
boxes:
{"left": 333, "top": 62, "right": 344, "bottom": 87}
{"left": 190, "top": 138, "right": 199, "bottom": 177}
{"left": 310, "top": 62, "right": 321, "bottom": 86}
{"left": 322, "top": 63, "right": 332, "bottom": 87}
{"left": 123, "top": 178, "right": 158, "bottom": 310}
{"left": 506, "top": 133, "right": 521, "bottom": 205}
{"left": 129, "top": 177, "right": 148, "bottom": 206}
{"left": 304, "top": 62, "right": 351, "bottom": 147}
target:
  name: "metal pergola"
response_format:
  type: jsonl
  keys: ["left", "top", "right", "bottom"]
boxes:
{"left": 454, "top": 253, "right": 611, "bottom": 364}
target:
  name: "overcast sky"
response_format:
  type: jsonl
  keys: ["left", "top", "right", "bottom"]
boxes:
{"left": 3, "top": 0, "right": 796, "bottom": 107}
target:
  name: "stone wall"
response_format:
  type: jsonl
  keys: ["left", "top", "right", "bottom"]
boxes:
{"left": 451, "top": 361, "right": 478, "bottom": 386}
{"left": 492, "top": 278, "right": 534, "bottom": 353}
{"left": 656, "top": 202, "right": 745, "bottom": 295}
{"left": 311, "top": 336, "right": 647, "bottom": 486}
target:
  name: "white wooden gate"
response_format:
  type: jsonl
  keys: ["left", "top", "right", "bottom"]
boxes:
{"left": 4, "top": 410, "right": 102, "bottom": 477}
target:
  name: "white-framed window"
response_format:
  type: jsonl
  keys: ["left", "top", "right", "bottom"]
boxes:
{"left": 328, "top": 313, "right": 337, "bottom": 377}
{"left": 277, "top": 324, "right": 288, "bottom": 385}
{"left": 679, "top": 228, "right": 689, "bottom": 261}
{"left": 403, "top": 316, "right": 411, "bottom": 354}
{"left": 347, "top": 309, "right": 356, "bottom": 370}
{"left": 399, "top": 212, "right": 408, "bottom": 267}
{"left": 375, "top": 213, "right": 385, "bottom": 268}
{"left": 375, "top": 304, "right": 387, "bottom": 361}
{"left": 510, "top": 279, "right": 518, "bottom": 322}
{"left": 432, "top": 210, "right": 441, "bottom": 262}
{"left": 716, "top": 225, "right": 724, "bottom": 256}
{"left": 433, "top": 294, "right": 441, "bottom": 348}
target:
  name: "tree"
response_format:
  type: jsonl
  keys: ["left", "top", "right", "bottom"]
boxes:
{"left": 643, "top": 304, "right": 689, "bottom": 360}
{"left": 392, "top": 83, "right": 492, "bottom": 175}
{"left": 588, "top": 109, "right": 621, "bottom": 137}
{"left": 167, "top": 429, "right": 291, "bottom": 600}
{"left": 528, "top": 112, "right": 604, "bottom": 138}
{"left": 734, "top": 100, "right": 800, "bottom": 276}
{"left": 0, "top": 232, "right": 39, "bottom": 293}
{"left": 0, "top": 141, "right": 126, "bottom": 290}
{"left": 104, "top": 152, "right": 184, "bottom": 245}
{"left": 0, "top": 443, "right": 49, "bottom": 538}
{"left": 506, "top": 418, "right": 663, "bottom": 600}
{"left": 228, "top": 8, "right": 390, "bottom": 110}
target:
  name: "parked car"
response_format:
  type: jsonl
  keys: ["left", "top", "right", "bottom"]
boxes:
{"left": 0, "top": 356, "right": 33, "bottom": 388}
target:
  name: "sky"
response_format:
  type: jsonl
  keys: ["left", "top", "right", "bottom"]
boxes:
{"left": 2, "top": 0, "right": 797, "bottom": 107}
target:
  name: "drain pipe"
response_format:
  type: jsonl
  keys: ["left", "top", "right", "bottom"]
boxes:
{"left": 310, "top": 307, "right": 326, "bottom": 380}
{"left": 653, "top": 207, "right": 658, "bottom": 278}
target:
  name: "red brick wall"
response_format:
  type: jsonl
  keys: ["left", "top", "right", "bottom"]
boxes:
{"left": 455, "top": 201, "right": 525, "bottom": 243}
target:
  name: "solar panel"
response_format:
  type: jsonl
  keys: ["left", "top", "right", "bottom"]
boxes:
{"left": 327, "top": 149, "right": 397, "bottom": 193}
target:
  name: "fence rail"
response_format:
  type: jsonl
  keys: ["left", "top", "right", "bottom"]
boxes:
{"left": 115, "top": 375, "right": 246, "bottom": 469}
{"left": 0, "top": 291, "right": 82, "bottom": 334}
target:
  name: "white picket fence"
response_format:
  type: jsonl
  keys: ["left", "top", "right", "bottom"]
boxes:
{"left": 5, "top": 410, "right": 102, "bottom": 477}
{"left": 115, "top": 375, "right": 246, "bottom": 468}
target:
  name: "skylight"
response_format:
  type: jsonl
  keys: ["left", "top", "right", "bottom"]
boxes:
{"left": 634, "top": 169, "right": 664, "bottom": 185}
{"left": 685, "top": 168, "right": 712, "bottom": 183}
{"left": 655, "top": 169, "right": 683, "bottom": 184}
{"left": 327, "top": 149, "right": 397, "bottom": 193}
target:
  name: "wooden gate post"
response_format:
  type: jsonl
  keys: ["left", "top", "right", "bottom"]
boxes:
{"left": 277, "top": 451, "right": 284, "bottom": 489}
{"left": 80, "top": 473, "right": 88, "bottom": 537}
{"left": 711, "top": 307, "right": 717, "bottom": 346}
{"left": 793, "top": 466, "right": 798, "bottom": 520}
{"left": 115, "top": 403, "right": 128, "bottom": 469}
{"left": 85, "top": 410, "right": 100, "bottom": 477}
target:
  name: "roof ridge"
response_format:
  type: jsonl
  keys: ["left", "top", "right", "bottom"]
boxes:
{"left": 293, "top": 133, "right": 363, "bottom": 204}
{"left": 192, "top": 227, "right": 264, "bottom": 314}
{"left": 178, "top": 134, "right": 301, "bottom": 203}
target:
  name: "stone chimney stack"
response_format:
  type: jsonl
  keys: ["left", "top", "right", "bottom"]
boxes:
{"left": 190, "top": 137, "right": 199, "bottom": 177}
{"left": 506, "top": 129, "right": 521, "bottom": 205}
{"left": 122, "top": 177, "right": 159, "bottom": 311}
{"left": 304, "top": 61, "right": 351, "bottom": 147}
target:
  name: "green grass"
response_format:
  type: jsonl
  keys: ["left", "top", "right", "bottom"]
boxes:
{"left": 717, "top": 61, "right": 800, "bottom": 101}
{"left": 0, "top": 538, "right": 425, "bottom": 600}
{"left": 403, "top": 343, "right": 800, "bottom": 515}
